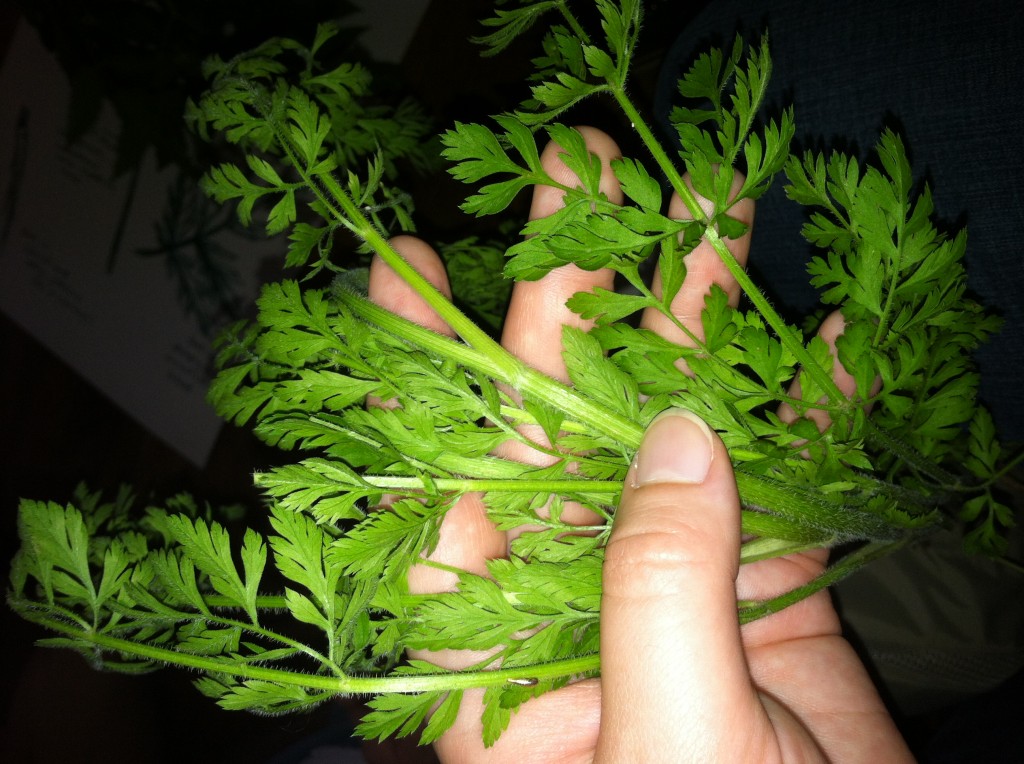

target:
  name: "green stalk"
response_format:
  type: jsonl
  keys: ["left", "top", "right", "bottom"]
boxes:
{"left": 862, "top": 417, "right": 961, "bottom": 489}
{"left": 704, "top": 226, "right": 848, "bottom": 411}
{"left": 251, "top": 81, "right": 523, "bottom": 383}
{"left": 555, "top": 0, "right": 591, "bottom": 46}
{"left": 355, "top": 471, "right": 896, "bottom": 550}
{"left": 612, "top": 87, "right": 703, "bottom": 221}
{"left": 337, "top": 289, "right": 643, "bottom": 447}
{"left": 612, "top": 85, "right": 848, "bottom": 412}
{"left": 341, "top": 284, "right": 913, "bottom": 539}
{"left": 740, "top": 537, "right": 826, "bottom": 564}
{"left": 737, "top": 538, "right": 907, "bottom": 622}
{"left": 360, "top": 475, "right": 622, "bottom": 494}
{"left": 14, "top": 605, "right": 598, "bottom": 693}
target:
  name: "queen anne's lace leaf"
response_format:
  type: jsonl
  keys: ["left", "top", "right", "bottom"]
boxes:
{"left": 9, "top": 2, "right": 1014, "bottom": 754}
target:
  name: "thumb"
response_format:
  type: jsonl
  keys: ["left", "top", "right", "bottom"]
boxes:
{"left": 596, "top": 409, "right": 766, "bottom": 761}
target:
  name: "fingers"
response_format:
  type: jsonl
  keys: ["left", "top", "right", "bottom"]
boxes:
{"left": 778, "top": 310, "right": 861, "bottom": 431}
{"left": 367, "top": 237, "right": 506, "bottom": 602}
{"left": 500, "top": 126, "right": 624, "bottom": 383}
{"left": 369, "top": 235, "right": 454, "bottom": 335}
{"left": 432, "top": 680, "right": 601, "bottom": 764}
{"left": 739, "top": 313, "right": 877, "bottom": 649}
{"left": 497, "top": 127, "right": 626, "bottom": 531}
{"left": 596, "top": 409, "right": 769, "bottom": 761}
{"left": 640, "top": 174, "right": 755, "bottom": 350}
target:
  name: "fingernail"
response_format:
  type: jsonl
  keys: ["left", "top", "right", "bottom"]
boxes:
{"left": 630, "top": 409, "right": 715, "bottom": 487}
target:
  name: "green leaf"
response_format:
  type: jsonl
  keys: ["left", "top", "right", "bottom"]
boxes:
{"left": 561, "top": 326, "right": 640, "bottom": 421}
{"left": 584, "top": 45, "right": 616, "bottom": 79}
{"left": 16, "top": 501, "right": 95, "bottom": 606}
{"left": 359, "top": 687, "right": 445, "bottom": 742}
{"left": 518, "top": 73, "right": 608, "bottom": 125}
{"left": 441, "top": 118, "right": 546, "bottom": 215}
{"left": 676, "top": 34, "right": 742, "bottom": 107}
{"left": 611, "top": 156, "right": 661, "bottom": 210}
{"left": 166, "top": 516, "right": 265, "bottom": 624}
{"left": 409, "top": 574, "right": 543, "bottom": 652}
{"left": 522, "top": 399, "right": 566, "bottom": 448}
{"left": 592, "top": 323, "right": 691, "bottom": 395}
{"left": 201, "top": 677, "right": 329, "bottom": 714}
{"left": 255, "top": 459, "right": 374, "bottom": 522}
{"left": 481, "top": 684, "right": 515, "bottom": 748}
{"left": 595, "top": 0, "right": 641, "bottom": 82}
{"left": 544, "top": 124, "right": 603, "bottom": 195}
{"left": 332, "top": 497, "right": 448, "bottom": 582}
{"left": 700, "top": 284, "right": 739, "bottom": 352}
{"left": 151, "top": 549, "right": 211, "bottom": 615}
{"left": 566, "top": 286, "right": 654, "bottom": 325}
{"left": 266, "top": 189, "right": 297, "bottom": 235}
{"left": 468, "top": 0, "right": 561, "bottom": 56}
{"left": 287, "top": 89, "right": 332, "bottom": 167}
{"left": 473, "top": 1, "right": 563, "bottom": 56}
{"left": 267, "top": 505, "right": 342, "bottom": 632}
{"left": 179, "top": 626, "right": 242, "bottom": 656}
{"left": 95, "top": 540, "right": 136, "bottom": 609}
{"left": 657, "top": 235, "right": 688, "bottom": 309}
{"left": 965, "top": 407, "right": 1001, "bottom": 479}
{"left": 420, "top": 689, "right": 463, "bottom": 745}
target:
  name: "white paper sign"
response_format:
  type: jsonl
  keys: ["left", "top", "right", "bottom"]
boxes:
{"left": 0, "top": 22, "right": 275, "bottom": 466}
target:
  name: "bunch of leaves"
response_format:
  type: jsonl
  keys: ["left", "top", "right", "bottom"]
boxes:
{"left": 184, "top": 19, "right": 436, "bottom": 277}
{"left": 9, "top": 0, "right": 1019, "bottom": 748}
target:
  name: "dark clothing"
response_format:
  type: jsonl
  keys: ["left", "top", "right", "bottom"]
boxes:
{"left": 656, "top": 0, "right": 1024, "bottom": 441}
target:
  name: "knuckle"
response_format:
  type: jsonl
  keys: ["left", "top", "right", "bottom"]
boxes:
{"left": 603, "top": 505, "right": 722, "bottom": 600}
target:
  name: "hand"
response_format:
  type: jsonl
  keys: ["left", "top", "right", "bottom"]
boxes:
{"left": 367, "top": 127, "right": 913, "bottom": 762}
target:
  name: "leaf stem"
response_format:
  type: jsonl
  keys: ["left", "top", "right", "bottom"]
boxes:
{"left": 342, "top": 284, "right": 916, "bottom": 537}
{"left": 556, "top": 1, "right": 591, "bottom": 46}
{"left": 16, "top": 608, "right": 599, "bottom": 694}
{"left": 359, "top": 475, "right": 622, "bottom": 495}
{"left": 983, "top": 445, "right": 1024, "bottom": 487}
{"left": 738, "top": 538, "right": 907, "bottom": 622}
{"left": 610, "top": 85, "right": 847, "bottom": 414}
{"left": 337, "top": 289, "right": 643, "bottom": 448}
{"left": 704, "top": 226, "right": 847, "bottom": 409}
{"left": 611, "top": 87, "right": 704, "bottom": 221}
{"left": 108, "top": 600, "right": 337, "bottom": 672}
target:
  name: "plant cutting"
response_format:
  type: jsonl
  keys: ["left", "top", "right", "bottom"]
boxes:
{"left": 8, "top": 0, "right": 1018, "bottom": 749}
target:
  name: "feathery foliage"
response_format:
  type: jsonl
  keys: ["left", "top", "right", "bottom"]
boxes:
{"left": 9, "top": 0, "right": 1017, "bottom": 748}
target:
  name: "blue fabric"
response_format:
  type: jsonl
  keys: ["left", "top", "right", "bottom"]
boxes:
{"left": 655, "top": 0, "right": 1024, "bottom": 440}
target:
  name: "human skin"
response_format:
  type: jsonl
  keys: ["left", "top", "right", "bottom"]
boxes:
{"left": 366, "top": 126, "right": 915, "bottom": 763}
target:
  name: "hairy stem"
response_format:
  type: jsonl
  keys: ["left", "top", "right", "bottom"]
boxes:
{"left": 738, "top": 538, "right": 908, "bottom": 622}
{"left": 14, "top": 606, "right": 599, "bottom": 694}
